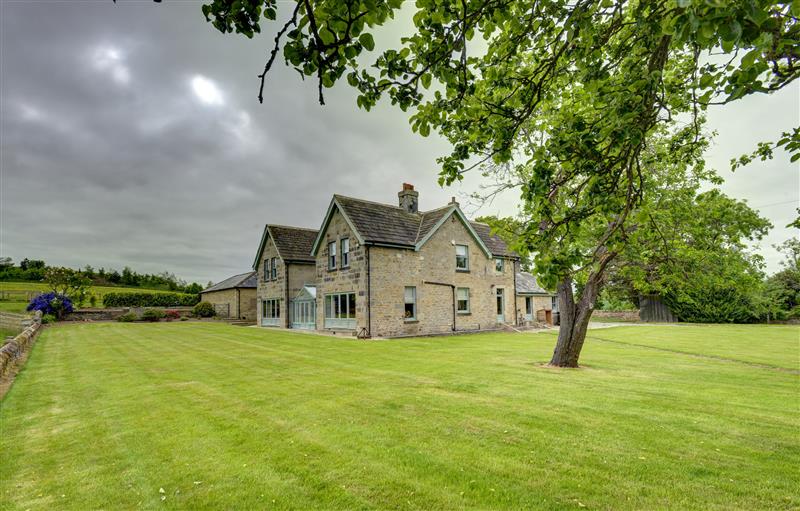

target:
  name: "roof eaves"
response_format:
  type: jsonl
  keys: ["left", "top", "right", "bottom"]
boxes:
{"left": 310, "top": 196, "right": 366, "bottom": 256}
{"left": 414, "top": 206, "right": 492, "bottom": 257}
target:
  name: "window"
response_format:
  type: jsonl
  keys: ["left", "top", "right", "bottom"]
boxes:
{"left": 324, "top": 292, "right": 357, "bottom": 328}
{"left": 404, "top": 286, "right": 417, "bottom": 320}
{"left": 341, "top": 238, "right": 350, "bottom": 268}
{"left": 263, "top": 259, "right": 270, "bottom": 281}
{"left": 456, "top": 287, "right": 470, "bottom": 313}
{"left": 495, "top": 258, "right": 504, "bottom": 273}
{"left": 328, "top": 241, "right": 337, "bottom": 270}
{"left": 525, "top": 296, "right": 533, "bottom": 315}
{"left": 263, "top": 299, "right": 280, "bottom": 318}
{"left": 271, "top": 257, "right": 278, "bottom": 280}
{"left": 551, "top": 296, "right": 559, "bottom": 312}
{"left": 455, "top": 244, "right": 469, "bottom": 271}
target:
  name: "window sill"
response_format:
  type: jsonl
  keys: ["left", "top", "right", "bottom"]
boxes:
{"left": 404, "top": 319, "right": 419, "bottom": 324}
{"left": 457, "top": 312, "right": 471, "bottom": 316}
{"left": 456, "top": 269, "right": 470, "bottom": 273}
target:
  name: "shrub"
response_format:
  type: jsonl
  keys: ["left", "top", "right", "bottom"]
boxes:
{"left": 118, "top": 312, "right": 138, "bottom": 322}
{"left": 193, "top": 301, "right": 216, "bottom": 318}
{"left": 89, "top": 294, "right": 97, "bottom": 308}
{"left": 41, "top": 314, "right": 56, "bottom": 324}
{"left": 102, "top": 292, "right": 200, "bottom": 308}
{"left": 27, "top": 292, "right": 73, "bottom": 318}
{"left": 164, "top": 309, "right": 181, "bottom": 321}
{"left": 180, "top": 316, "right": 189, "bottom": 321}
{"left": 141, "top": 309, "right": 166, "bottom": 322}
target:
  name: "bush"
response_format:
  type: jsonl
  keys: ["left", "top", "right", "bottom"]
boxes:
{"left": 164, "top": 309, "right": 181, "bottom": 321}
{"left": 102, "top": 292, "right": 200, "bottom": 308}
{"left": 118, "top": 312, "right": 138, "bottom": 322}
{"left": 193, "top": 301, "right": 216, "bottom": 318}
{"left": 180, "top": 316, "right": 189, "bottom": 321}
{"left": 141, "top": 309, "right": 166, "bottom": 322}
{"left": 27, "top": 292, "right": 73, "bottom": 318}
{"left": 41, "top": 314, "right": 56, "bottom": 324}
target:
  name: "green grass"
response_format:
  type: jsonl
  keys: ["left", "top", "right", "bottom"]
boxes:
{"left": 0, "top": 281, "right": 183, "bottom": 309}
{"left": 1, "top": 324, "right": 797, "bottom": 510}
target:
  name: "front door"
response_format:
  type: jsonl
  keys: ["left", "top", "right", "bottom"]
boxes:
{"left": 525, "top": 296, "right": 533, "bottom": 322}
{"left": 496, "top": 288, "right": 505, "bottom": 323}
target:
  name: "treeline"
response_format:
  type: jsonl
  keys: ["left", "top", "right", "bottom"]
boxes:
{"left": 0, "top": 257, "right": 204, "bottom": 294}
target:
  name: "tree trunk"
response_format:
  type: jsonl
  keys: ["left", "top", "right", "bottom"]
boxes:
{"left": 549, "top": 276, "right": 602, "bottom": 368}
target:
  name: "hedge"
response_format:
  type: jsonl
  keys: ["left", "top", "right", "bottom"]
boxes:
{"left": 102, "top": 292, "right": 200, "bottom": 307}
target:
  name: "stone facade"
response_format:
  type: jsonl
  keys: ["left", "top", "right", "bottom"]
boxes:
{"left": 202, "top": 288, "right": 257, "bottom": 320}
{"left": 314, "top": 208, "right": 367, "bottom": 334}
{"left": 367, "top": 214, "right": 516, "bottom": 337}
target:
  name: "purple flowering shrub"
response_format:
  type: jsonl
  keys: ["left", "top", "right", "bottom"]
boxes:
{"left": 27, "top": 292, "right": 73, "bottom": 318}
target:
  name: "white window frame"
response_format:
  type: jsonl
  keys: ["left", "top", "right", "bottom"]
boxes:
{"left": 495, "top": 258, "right": 504, "bottom": 273}
{"left": 456, "top": 287, "right": 470, "bottom": 313}
{"left": 404, "top": 286, "right": 417, "bottom": 321}
{"left": 328, "top": 241, "right": 337, "bottom": 270}
{"left": 271, "top": 257, "right": 278, "bottom": 280}
{"left": 455, "top": 244, "right": 469, "bottom": 271}
{"left": 324, "top": 292, "right": 356, "bottom": 329}
{"left": 262, "top": 298, "right": 280, "bottom": 326}
{"left": 341, "top": 238, "right": 350, "bottom": 268}
{"left": 263, "top": 259, "right": 270, "bottom": 282}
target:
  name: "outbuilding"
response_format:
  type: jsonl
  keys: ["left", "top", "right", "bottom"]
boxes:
{"left": 199, "top": 271, "right": 257, "bottom": 320}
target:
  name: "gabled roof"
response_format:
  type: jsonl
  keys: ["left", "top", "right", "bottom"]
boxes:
{"left": 252, "top": 224, "right": 319, "bottom": 269}
{"left": 201, "top": 271, "right": 257, "bottom": 294}
{"left": 311, "top": 195, "right": 517, "bottom": 259}
{"left": 516, "top": 271, "right": 554, "bottom": 295}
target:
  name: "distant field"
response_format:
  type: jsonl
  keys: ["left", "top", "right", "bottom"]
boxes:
{"left": 0, "top": 281, "right": 182, "bottom": 309}
{"left": 1, "top": 323, "right": 797, "bottom": 510}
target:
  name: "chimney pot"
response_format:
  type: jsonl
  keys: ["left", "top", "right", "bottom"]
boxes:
{"left": 403, "top": 183, "right": 414, "bottom": 191}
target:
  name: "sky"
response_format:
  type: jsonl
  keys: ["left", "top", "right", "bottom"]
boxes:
{"left": 1, "top": 1, "right": 798, "bottom": 285}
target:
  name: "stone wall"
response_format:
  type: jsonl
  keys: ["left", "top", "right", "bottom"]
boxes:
{"left": 515, "top": 295, "right": 556, "bottom": 325}
{"left": 200, "top": 289, "right": 256, "bottom": 320}
{"left": 369, "top": 213, "right": 516, "bottom": 337}
{"left": 592, "top": 310, "right": 640, "bottom": 322}
{"left": 65, "top": 306, "right": 194, "bottom": 321}
{"left": 255, "top": 233, "right": 317, "bottom": 327}
{"left": 0, "top": 311, "right": 43, "bottom": 391}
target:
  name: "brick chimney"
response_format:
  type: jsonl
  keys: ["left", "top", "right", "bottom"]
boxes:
{"left": 398, "top": 183, "right": 419, "bottom": 213}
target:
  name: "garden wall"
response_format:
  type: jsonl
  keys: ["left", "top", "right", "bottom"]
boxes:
{"left": 592, "top": 310, "right": 640, "bottom": 322}
{"left": 65, "top": 306, "right": 194, "bottom": 321}
{"left": 0, "top": 311, "right": 43, "bottom": 388}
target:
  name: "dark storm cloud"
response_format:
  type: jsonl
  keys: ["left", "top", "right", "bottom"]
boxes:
{"left": 1, "top": 1, "right": 797, "bottom": 284}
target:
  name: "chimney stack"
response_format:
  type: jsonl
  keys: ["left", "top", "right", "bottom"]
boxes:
{"left": 398, "top": 183, "right": 419, "bottom": 213}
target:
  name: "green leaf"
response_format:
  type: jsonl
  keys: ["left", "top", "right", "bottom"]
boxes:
{"left": 359, "top": 32, "right": 375, "bottom": 51}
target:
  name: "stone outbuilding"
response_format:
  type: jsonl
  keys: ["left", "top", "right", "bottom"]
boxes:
{"left": 515, "top": 271, "right": 558, "bottom": 325}
{"left": 199, "top": 271, "right": 258, "bottom": 320}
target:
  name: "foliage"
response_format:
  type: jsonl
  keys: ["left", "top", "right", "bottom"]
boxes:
{"left": 762, "top": 237, "right": 800, "bottom": 319}
{"left": 26, "top": 292, "right": 73, "bottom": 318}
{"left": 40, "top": 314, "right": 56, "bottom": 324}
{"left": 164, "top": 309, "right": 181, "bottom": 321}
{"left": 102, "top": 292, "right": 200, "bottom": 308}
{"left": 141, "top": 309, "right": 166, "bottom": 322}
{"left": 117, "top": 312, "right": 138, "bottom": 323}
{"left": 596, "top": 288, "right": 637, "bottom": 312}
{"left": 44, "top": 267, "right": 92, "bottom": 307}
{"left": 192, "top": 301, "right": 216, "bottom": 318}
{"left": 475, "top": 216, "right": 533, "bottom": 272}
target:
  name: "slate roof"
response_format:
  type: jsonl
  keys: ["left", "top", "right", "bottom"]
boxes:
{"left": 267, "top": 225, "right": 319, "bottom": 262}
{"left": 515, "top": 271, "right": 553, "bottom": 295}
{"left": 330, "top": 195, "right": 517, "bottom": 258}
{"left": 202, "top": 271, "right": 257, "bottom": 293}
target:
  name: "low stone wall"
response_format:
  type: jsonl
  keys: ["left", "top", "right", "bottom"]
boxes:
{"left": 592, "top": 310, "right": 640, "bottom": 322}
{"left": 0, "top": 311, "right": 32, "bottom": 334}
{"left": 66, "top": 306, "right": 194, "bottom": 321}
{"left": 0, "top": 311, "right": 43, "bottom": 384}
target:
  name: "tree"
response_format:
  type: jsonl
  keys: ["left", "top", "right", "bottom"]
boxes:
{"left": 0, "top": 257, "right": 12, "bottom": 269}
{"left": 763, "top": 237, "right": 800, "bottom": 317}
{"left": 44, "top": 267, "right": 92, "bottom": 307}
{"left": 203, "top": 0, "right": 799, "bottom": 366}
{"left": 20, "top": 258, "right": 45, "bottom": 271}
{"left": 184, "top": 282, "right": 204, "bottom": 295}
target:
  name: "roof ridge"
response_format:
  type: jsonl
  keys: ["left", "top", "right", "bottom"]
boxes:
{"left": 334, "top": 194, "right": 417, "bottom": 214}
{"left": 267, "top": 224, "right": 319, "bottom": 232}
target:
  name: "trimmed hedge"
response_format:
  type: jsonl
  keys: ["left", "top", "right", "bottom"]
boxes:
{"left": 102, "top": 292, "right": 199, "bottom": 308}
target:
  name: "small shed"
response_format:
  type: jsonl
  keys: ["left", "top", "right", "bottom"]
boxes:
{"left": 200, "top": 271, "right": 258, "bottom": 320}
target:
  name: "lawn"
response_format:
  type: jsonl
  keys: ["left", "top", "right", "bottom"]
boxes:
{"left": 1, "top": 323, "right": 797, "bottom": 510}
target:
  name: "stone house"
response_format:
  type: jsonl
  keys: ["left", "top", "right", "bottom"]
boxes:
{"left": 199, "top": 271, "right": 257, "bottom": 320}
{"left": 253, "top": 224, "right": 319, "bottom": 329}
{"left": 254, "top": 184, "right": 535, "bottom": 337}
